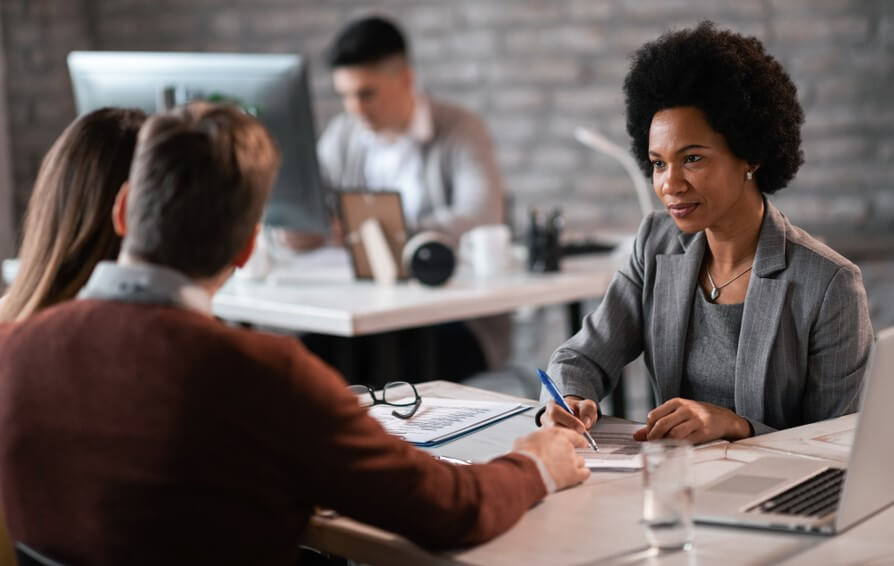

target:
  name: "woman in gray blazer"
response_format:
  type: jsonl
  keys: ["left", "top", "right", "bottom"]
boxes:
{"left": 541, "top": 22, "right": 873, "bottom": 442}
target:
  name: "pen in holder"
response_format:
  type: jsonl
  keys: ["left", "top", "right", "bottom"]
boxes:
{"left": 526, "top": 207, "right": 562, "bottom": 273}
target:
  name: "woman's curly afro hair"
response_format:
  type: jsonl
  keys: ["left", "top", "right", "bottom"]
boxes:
{"left": 623, "top": 21, "right": 804, "bottom": 194}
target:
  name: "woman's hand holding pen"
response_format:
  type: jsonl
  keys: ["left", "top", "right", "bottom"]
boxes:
{"left": 542, "top": 396, "right": 599, "bottom": 433}
{"left": 633, "top": 398, "right": 753, "bottom": 443}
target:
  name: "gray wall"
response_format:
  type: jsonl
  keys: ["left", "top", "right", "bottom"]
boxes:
{"left": 3, "top": 0, "right": 892, "bottom": 247}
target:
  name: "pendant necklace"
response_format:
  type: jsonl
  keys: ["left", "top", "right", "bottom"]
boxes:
{"left": 705, "top": 265, "right": 753, "bottom": 302}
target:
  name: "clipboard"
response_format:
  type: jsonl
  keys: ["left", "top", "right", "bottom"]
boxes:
{"left": 338, "top": 191, "right": 410, "bottom": 280}
{"left": 366, "top": 398, "right": 531, "bottom": 447}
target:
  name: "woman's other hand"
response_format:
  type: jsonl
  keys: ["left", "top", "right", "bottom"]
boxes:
{"left": 634, "top": 398, "right": 752, "bottom": 444}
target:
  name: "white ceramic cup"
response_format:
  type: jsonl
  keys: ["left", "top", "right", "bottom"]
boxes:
{"left": 462, "top": 224, "right": 512, "bottom": 278}
{"left": 641, "top": 439, "right": 694, "bottom": 552}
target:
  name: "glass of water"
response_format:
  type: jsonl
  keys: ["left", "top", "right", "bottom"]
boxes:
{"left": 641, "top": 439, "right": 694, "bottom": 552}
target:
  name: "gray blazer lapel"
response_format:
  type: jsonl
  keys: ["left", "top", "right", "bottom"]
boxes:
{"left": 652, "top": 232, "right": 705, "bottom": 402}
{"left": 734, "top": 201, "right": 790, "bottom": 421}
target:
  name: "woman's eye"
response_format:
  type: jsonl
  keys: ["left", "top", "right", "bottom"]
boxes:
{"left": 684, "top": 154, "right": 703, "bottom": 164}
{"left": 651, "top": 160, "right": 665, "bottom": 170}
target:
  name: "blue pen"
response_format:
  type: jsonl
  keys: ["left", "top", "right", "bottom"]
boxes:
{"left": 537, "top": 369, "right": 600, "bottom": 451}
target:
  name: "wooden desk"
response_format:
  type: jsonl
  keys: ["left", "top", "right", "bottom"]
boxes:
{"left": 212, "top": 248, "right": 618, "bottom": 336}
{"left": 301, "top": 384, "right": 893, "bottom": 565}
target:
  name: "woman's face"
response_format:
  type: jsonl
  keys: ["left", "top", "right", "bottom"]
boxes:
{"left": 648, "top": 106, "right": 759, "bottom": 234}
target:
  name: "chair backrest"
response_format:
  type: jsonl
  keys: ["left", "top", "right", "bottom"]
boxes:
{"left": 876, "top": 326, "right": 894, "bottom": 353}
{"left": 13, "top": 543, "right": 66, "bottom": 566}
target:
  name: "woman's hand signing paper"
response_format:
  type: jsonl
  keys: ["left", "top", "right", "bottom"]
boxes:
{"left": 541, "top": 396, "right": 599, "bottom": 434}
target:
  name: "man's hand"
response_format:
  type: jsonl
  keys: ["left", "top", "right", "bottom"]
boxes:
{"left": 541, "top": 396, "right": 599, "bottom": 433}
{"left": 633, "top": 398, "right": 752, "bottom": 444}
{"left": 274, "top": 218, "right": 343, "bottom": 251}
{"left": 513, "top": 427, "right": 590, "bottom": 490}
{"left": 329, "top": 218, "right": 344, "bottom": 246}
{"left": 273, "top": 228, "right": 326, "bottom": 251}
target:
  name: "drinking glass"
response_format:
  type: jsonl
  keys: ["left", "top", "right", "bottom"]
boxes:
{"left": 641, "top": 439, "right": 694, "bottom": 551}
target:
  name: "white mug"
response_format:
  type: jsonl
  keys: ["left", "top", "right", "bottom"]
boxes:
{"left": 462, "top": 224, "right": 511, "bottom": 278}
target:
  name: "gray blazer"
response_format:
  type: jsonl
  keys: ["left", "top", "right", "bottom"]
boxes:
{"left": 546, "top": 201, "right": 873, "bottom": 435}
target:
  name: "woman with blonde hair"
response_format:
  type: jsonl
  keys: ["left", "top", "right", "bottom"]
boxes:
{"left": 0, "top": 107, "right": 146, "bottom": 321}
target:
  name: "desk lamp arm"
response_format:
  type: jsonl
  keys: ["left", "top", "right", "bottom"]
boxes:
{"left": 574, "top": 127, "right": 655, "bottom": 218}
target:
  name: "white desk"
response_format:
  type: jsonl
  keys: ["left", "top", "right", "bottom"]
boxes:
{"left": 212, "top": 248, "right": 619, "bottom": 336}
{"left": 3, "top": 250, "right": 621, "bottom": 336}
{"left": 302, "top": 383, "right": 893, "bottom": 566}
{"left": 726, "top": 414, "right": 856, "bottom": 464}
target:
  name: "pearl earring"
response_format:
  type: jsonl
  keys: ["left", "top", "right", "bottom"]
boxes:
{"left": 746, "top": 170, "right": 754, "bottom": 180}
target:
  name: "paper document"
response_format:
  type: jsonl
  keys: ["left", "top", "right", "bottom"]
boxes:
{"left": 579, "top": 421, "right": 645, "bottom": 471}
{"left": 368, "top": 397, "right": 530, "bottom": 447}
{"left": 577, "top": 449, "right": 642, "bottom": 471}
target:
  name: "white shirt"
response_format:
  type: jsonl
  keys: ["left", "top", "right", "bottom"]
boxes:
{"left": 360, "top": 95, "right": 434, "bottom": 228}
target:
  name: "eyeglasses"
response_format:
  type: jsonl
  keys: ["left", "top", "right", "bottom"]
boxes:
{"left": 348, "top": 381, "right": 422, "bottom": 419}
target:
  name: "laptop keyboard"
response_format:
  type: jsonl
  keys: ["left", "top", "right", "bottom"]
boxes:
{"left": 748, "top": 468, "right": 846, "bottom": 518}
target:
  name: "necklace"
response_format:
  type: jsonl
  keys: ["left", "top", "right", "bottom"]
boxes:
{"left": 705, "top": 265, "right": 753, "bottom": 302}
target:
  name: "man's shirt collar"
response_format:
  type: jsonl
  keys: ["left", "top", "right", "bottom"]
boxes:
{"left": 361, "top": 93, "right": 434, "bottom": 145}
{"left": 78, "top": 261, "right": 212, "bottom": 316}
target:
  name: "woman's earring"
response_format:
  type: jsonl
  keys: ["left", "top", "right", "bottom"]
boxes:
{"left": 746, "top": 170, "right": 754, "bottom": 180}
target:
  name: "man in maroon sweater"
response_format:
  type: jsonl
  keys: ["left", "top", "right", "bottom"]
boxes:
{"left": 0, "top": 103, "right": 589, "bottom": 565}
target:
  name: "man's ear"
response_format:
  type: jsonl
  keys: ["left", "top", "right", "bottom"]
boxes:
{"left": 233, "top": 224, "right": 261, "bottom": 269}
{"left": 112, "top": 181, "right": 129, "bottom": 237}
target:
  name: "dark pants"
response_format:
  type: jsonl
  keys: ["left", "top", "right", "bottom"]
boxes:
{"left": 302, "top": 322, "right": 487, "bottom": 388}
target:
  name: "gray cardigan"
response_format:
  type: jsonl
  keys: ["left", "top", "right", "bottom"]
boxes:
{"left": 317, "top": 98, "right": 510, "bottom": 369}
{"left": 546, "top": 201, "right": 873, "bottom": 435}
{"left": 317, "top": 98, "right": 505, "bottom": 241}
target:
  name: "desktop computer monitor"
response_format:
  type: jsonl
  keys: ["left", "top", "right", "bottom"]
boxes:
{"left": 67, "top": 51, "right": 329, "bottom": 235}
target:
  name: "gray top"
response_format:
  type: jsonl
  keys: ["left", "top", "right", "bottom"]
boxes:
{"left": 680, "top": 288, "right": 744, "bottom": 411}
{"left": 545, "top": 200, "right": 873, "bottom": 436}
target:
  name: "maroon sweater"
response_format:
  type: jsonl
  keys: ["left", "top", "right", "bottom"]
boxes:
{"left": 0, "top": 300, "right": 545, "bottom": 565}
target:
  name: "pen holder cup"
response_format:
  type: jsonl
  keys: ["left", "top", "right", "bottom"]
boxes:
{"left": 525, "top": 207, "right": 562, "bottom": 273}
{"left": 527, "top": 227, "right": 561, "bottom": 273}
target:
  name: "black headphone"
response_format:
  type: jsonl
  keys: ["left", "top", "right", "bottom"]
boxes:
{"left": 401, "top": 231, "right": 456, "bottom": 287}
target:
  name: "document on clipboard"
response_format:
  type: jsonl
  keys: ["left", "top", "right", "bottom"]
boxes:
{"left": 368, "top": 397, "right": 531, "bottom": 447}
{"left": 578, "top": 421, "right": 645, "bottom": 471}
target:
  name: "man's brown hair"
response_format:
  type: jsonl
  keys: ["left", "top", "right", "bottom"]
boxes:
{"left": 123, "top": 103, "right": 280, "bottom": 278}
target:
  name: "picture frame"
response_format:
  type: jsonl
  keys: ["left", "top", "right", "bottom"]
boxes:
{"left": 338, "top": 190, "right": 410, "bottom": 280}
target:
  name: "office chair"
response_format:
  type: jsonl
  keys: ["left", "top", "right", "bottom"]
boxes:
{"left": 13, "top": 543, "right": 66, "bottom": 566}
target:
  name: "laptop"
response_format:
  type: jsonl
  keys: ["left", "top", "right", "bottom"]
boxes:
{"left": 693, "top": 327, "right": 894, "bottom": 535}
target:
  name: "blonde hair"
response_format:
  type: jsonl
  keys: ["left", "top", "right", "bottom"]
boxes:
{"left": 0, "top": 107, "right": 146, "bottom": 322}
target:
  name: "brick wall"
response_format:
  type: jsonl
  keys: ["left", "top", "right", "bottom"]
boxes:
{"left": 3, "top": 0, "right": 893, "bottom": 245}
{"left": 2, "top": 0, "right": 94, "bottom": 226}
